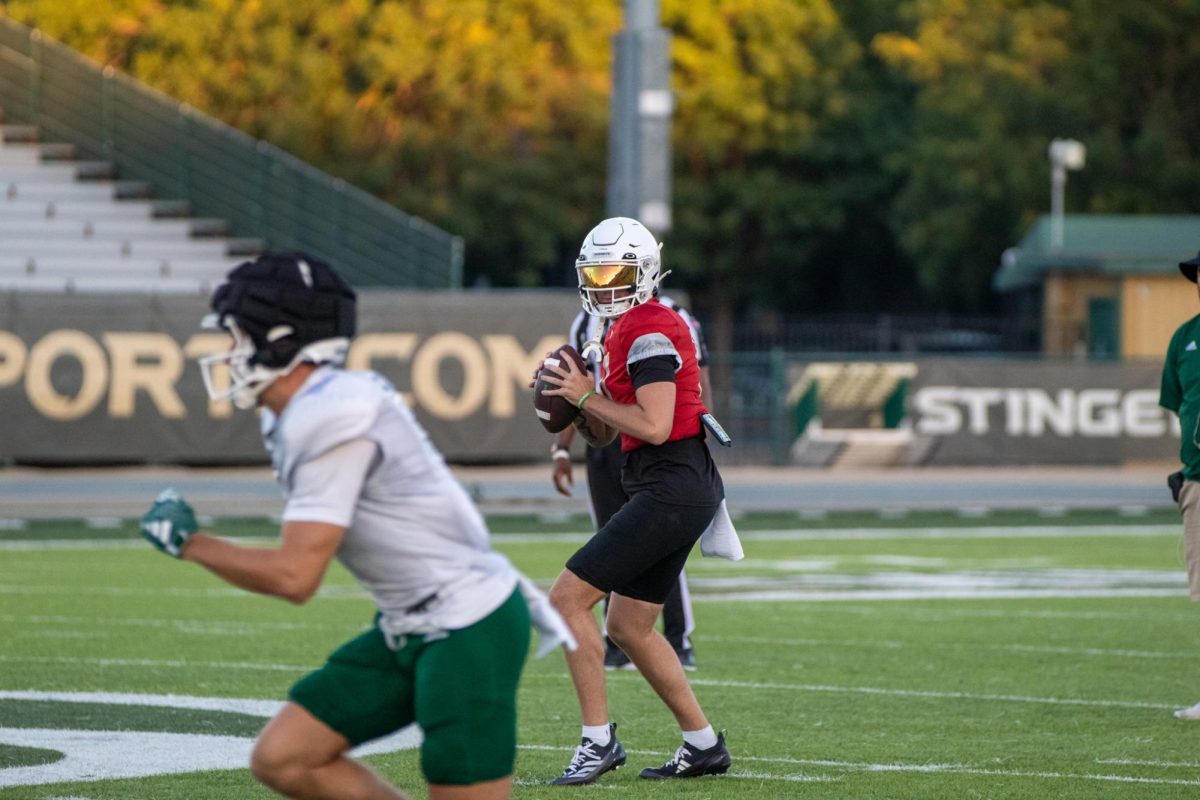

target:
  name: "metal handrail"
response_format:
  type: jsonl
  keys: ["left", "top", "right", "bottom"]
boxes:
{"left": 0, "top": 18, "right": 463, "bottom": 288}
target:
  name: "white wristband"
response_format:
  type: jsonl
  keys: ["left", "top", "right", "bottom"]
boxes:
{"left": 551, "top": 446, "right": 570, "bottom": 461}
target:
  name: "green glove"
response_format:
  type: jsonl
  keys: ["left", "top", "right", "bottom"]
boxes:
{"left": 140, "top": 488, "right": 198, "bottom": 558}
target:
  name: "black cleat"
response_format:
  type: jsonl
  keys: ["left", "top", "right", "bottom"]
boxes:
{"left": 675, "top": 647, "right": 697, "bottom": 671}
{"left": 603, "top": 642, "right": 634, "bottom": 670}
{"left": 551, "top": 722, "right": 627, "bottom": 785}
{"left": 639, "top": 730, "right": 731, "bottom": 779}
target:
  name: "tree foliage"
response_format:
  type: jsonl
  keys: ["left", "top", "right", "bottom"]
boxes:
{"left": 874, "top": 0, "right": 1200, "bottom": 310}
{"left": 4, "top": 0, "right": 1199, "bottom": 315}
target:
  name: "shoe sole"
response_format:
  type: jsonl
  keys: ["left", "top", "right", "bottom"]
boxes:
{"left": 639, "top": 761, "right": 731, "bottom": 780}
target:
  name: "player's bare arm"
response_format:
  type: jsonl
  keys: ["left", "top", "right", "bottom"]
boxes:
{"left": 551, "top": 425, "right": 576, "bottom": 496}
{"left": 571, "top": 407, "right": 617, "bottom": 448}
{"left": 545, "top": 359, "right": 675, "bottom": 443}
{"left": 183, "top": 520, "right": 346, "bottom": 604}
{"left": 543, "top": 355, "right": 674, "bottom": 444}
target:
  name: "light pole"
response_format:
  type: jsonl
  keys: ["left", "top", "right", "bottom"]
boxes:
{"left": 1049, "top": 138, "right": 1085, "bottom": 249}
{"left": 608, "top": 0, "right": 672, "bottom": 236}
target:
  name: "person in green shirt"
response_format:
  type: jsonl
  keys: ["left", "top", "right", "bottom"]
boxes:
{"left": 1160, "top": 249, "right": 1200, "bottom": 720}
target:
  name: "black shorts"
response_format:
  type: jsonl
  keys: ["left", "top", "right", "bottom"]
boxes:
{"left": 565, "top": 491, "right": 718, "bottom": 604}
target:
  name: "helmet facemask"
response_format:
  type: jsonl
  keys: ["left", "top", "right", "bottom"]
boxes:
{"left": 198, "top": 316, "right": 349, "bottom": 410}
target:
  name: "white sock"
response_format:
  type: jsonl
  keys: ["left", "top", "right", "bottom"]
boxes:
{"left": 582, "top": 724, "right": 611, "bottom": 746}
{"left": 682, "top": 725, "right": 717, "bottom": 750}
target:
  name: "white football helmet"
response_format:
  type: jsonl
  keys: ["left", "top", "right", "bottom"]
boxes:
{"left": 198, "top": 251, "right": 356, "bottom": 409}
{"left": 575, "top": 217, "right": 669, "bottom": 318}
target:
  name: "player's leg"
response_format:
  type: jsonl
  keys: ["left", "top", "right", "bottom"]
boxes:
{"left": 607, "top": 590, "right": 730, "bottom": 780}
{"left": 418, "top": 587, "right": 530, "bottom": 798}
{"left": 552, "top": 490, "right": 688, "bottom": 784}
{"left": 602, "top": 502, "right": 708, "bottom": 726}
{"left": 606, "top": 592, "right": 706, "bottom": 730}
{"left": 604, "top": 498, "right": 731, "bottom": 779}
{"left": 251, "top": 703, "right": 408, "bottom": 800}
{"left": 1175, "top": 480, "right": 1200, "bottom": 719}
{"left": 548, "top": 568, "right": 609, "bottom": 724}
{"left": 254, "top": 626, "right": 416, "bottom": 798}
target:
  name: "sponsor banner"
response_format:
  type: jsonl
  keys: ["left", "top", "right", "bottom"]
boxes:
{"left": 0, "top": 291, "right": 580, "bottom": 464}
{"left": 910, "top": 359, "right": 1178, "bottom": 465}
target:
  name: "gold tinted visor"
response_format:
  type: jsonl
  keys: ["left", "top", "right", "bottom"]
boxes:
{"left": 579, "top": 263, "right": 637, "bottom": 290}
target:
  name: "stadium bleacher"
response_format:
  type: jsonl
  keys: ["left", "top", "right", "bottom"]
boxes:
{"left": 0, "top": 116, "right": 257, "bottom": 294}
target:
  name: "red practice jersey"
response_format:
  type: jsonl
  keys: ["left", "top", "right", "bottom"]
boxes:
{"left": 602, "top": 298, "right": 708, "bottom": 452}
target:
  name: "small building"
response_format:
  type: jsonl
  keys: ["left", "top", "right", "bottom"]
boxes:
{"left": 994, "top": 214, "right": 1200, "bottom": 358}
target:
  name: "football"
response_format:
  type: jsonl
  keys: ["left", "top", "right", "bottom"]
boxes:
{"left": 533, "top": 344, "right": 588, "bottom": 433}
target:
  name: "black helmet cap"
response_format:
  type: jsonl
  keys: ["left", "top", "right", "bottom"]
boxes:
{"left": 208, "top": 251, "right": 357, "bottom": 368}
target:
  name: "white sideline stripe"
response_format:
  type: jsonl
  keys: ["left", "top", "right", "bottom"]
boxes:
{"left": 0, "top": 583, "right": 369, "bottom": 600}
{"left": 694, "top": 588, "right": 1182, "bottom": 602}
{"left": 0, "top": 655, "right": 311, "bottom": 672}
{"left": 0, "top": 538, "right": 278, "bottom": 552}
{"left": 819, "top": 606, "right": 1195, "bottom": 623}
{"left": 736, "top": 525, "right": 1179, "bottom": 541}
{"left": 0, "top": 540, "right": 147, "bottom": 551}
{"left": 0, "top": 524, "right": 1180, "bottom": 551}
{"left": 0, "top": 583, "right": 1185, "bottom": 604}
{"left": 1096, "top": 758, "right": 1200, "bottom": 768}
{"left": 1, "top": 695, "right": 1191, "bottom": 789}
{"left": 674, "top": 678, "right": 1176, "bottom": 710}
{"left": 728, "top": 771, "right": 839, "bottom": 782}
{"left": 0, "top": 613, "right": 358, "bottom": 635}
{"left": 0, "top": 690, "right": 284, "bottom": 717}
{"left": 0, "top": 659, "right": 1173, "bottom": 711}
{"left": 38, "top": 613, "right": 1188, "bottom": 657}
{"left": 700, "top": 634, "right": 1199, "bottom": 660}
{"left": 519, "top": 746, "right": 1200, "bottom": 787}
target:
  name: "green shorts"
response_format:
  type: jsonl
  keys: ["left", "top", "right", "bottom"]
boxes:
{"left": 289, "top": 587, "right": 531, "bottom": 785}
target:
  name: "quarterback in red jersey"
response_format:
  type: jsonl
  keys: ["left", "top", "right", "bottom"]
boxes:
{"left": 539, "top": 217, "right": 732, "bottom": 785}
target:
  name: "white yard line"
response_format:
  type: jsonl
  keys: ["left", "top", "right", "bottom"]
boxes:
{"left": 0, "top": 692, "right": 1192, "bottom": 789}
{"left": 699, "top": 634, "right": 1199, "bottom": 660}
{"left": 0, "top": 658, "right": 1173, "bottom": 710}
{"left": 0, "top": 613, "right": 358, "bottom": 635}
{"left": 815, "top": 606, "right": 1195, "bottom": 622}
{"left": 672, "top": 677, "right": 1177, "bottom": 710}
{"left": 1095, "top": 758, "right": 1200, "bottom": 768}
{"left": 5, "top": 615, "right": 1193, "bottom": 661}
{"left": 0, "top": 655, "right": 311, "bottom": 672}
{"left": 0, "top": 583, "right": 371, "bottom": 600}
{"left": 7, "top": 656, "right": 1169, "bottom": 711}
{"left": 0, "top": 690, "right": 284, "bottom": 717}
{"left": 0, "top": 524, "right": 1181, "bottom": 552}
{"left": 734, "top": 525, "right": 1181, "bottom": 541}
{"left": 694, "top": 588, "right": 1183, "bottom": 602}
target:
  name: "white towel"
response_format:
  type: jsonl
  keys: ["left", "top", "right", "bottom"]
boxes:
{"left": 518, "top": 575, "right": 578, "bottom": 657}
{"left": 699, "top": 499, "right": 744, "bottom": 561}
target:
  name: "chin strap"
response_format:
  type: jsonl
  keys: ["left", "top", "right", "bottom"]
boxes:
{"left": 581, "top": 335, "right": 605, "bottom": 391}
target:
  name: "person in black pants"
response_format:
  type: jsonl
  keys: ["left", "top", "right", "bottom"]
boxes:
{"left": 550, "top": 298, "right": 711, "bottom": 670}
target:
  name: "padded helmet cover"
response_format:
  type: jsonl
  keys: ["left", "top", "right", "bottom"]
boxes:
{"left": 210, "top": 251, "right": 357, "bottom": 368}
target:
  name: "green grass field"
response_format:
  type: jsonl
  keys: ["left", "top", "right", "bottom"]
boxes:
{"left": 3, "top": 508, "right": 1200, "bottom": 798}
